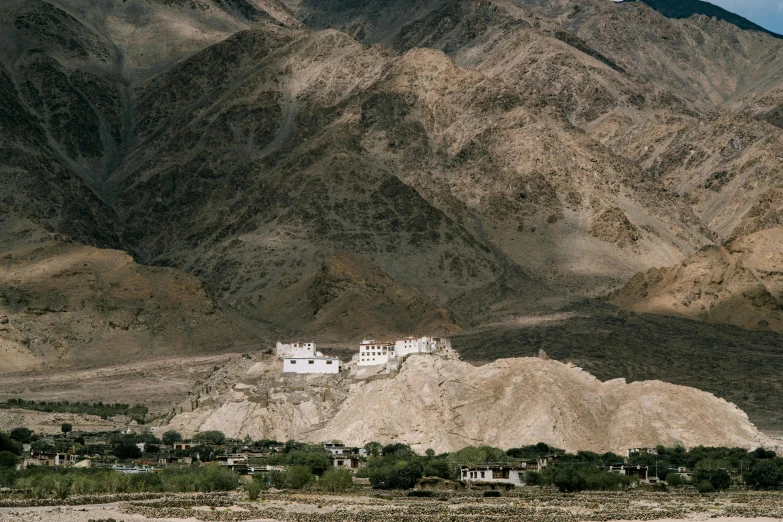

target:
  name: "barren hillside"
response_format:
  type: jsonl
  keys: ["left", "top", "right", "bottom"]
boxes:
{"left": 163, "top": 353, "right": 777, "bottom": 454}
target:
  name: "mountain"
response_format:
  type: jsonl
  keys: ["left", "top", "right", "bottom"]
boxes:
{"left": 1, "top": 0, "right": 783, "bottom": 432}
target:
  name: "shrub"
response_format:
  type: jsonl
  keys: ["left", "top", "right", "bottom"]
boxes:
{"left": 483, "top": 490, "right": 501, "bottom": 497}
{"left": 61, "top": 423, "right": 72, "bottom": 434}
{"left": 665, "top": 473, "right": 685, "bottom": 487}
{"left": 524, "top": 471, "right": 541, "bottom": 486}
{"left": 318, "top": 467, "right": 353, "bottom": 492}
{"left": 199, "top": 464, "right": 241, "bottom": 491}
{"left": 246, "top": 479, "right": 262, "bottom": 500}
{"left": 285, "top": 465, "right": 314, "bottom": 489}
{"left": 696, "top": 480, "right": 715, "bottom": 494}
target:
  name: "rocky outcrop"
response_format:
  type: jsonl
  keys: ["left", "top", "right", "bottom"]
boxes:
{"left": 0, "top": 220, "right": 256, "bottom": 372}
{"left": 610, "top": 227, "right": 783, "bottom": 332}
{"left": 163, "top": 354, "right": 776, "bottom": 454}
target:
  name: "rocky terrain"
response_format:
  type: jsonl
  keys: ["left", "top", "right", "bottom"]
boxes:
{"left": 1, "top": 0, "right": 783, "bottom": 436}
{"left": 161, "top": 351, "right": 776, "bottom": 454}
{"left": 610, "top": 227, "right": 783, "bottom": 332}
{"left": 7, "top": 490, "right": 783, "bottom": 522}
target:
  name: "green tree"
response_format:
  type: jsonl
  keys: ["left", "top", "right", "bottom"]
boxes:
{"left": 192, "top": 431, "right": 226, "bottom": 445}
{"left": 524, "top": 471, "right": 541, "bottom": 486}
{"left": 10, "top": 427, "right": 33, "bottom": 443}
{"left": 319, "top": 467, "right": 353, "bottom": 492}
{"left": 748, "top": 460, "right": 783, "bottom": 489}
{"left": 0, "top": 434, "right": 22, "bottom": 455}
{"left": 364, "top": 442, "right": 382, "bottom": 458}
{"left": 284, "top": 465, "right": 314, "bottom": 489}
{"left": 61, "top": 423, "right": 72, "bottom": 434}
{"left": 114, "top": 441, "right": 142, "bottom": 459}
{"left": 162, "top": 430, "right": 182, "bottom": 446}
{"left": 693, "top": 460, "right": 731, "bottom": 491}
{"left": 0, "top": 451, "right": 19, "bottom": 469}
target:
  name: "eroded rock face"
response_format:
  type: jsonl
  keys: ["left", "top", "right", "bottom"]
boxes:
{"left": 163, "top": 354, "right": 775, "bottom": 454}
{"left": 610, "top": 227, "right": 783, "bottom": 332}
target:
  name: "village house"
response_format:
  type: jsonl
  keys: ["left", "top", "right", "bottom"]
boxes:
{"left": 331, "top": 455, "right": 361, "bottom": 470}
{"left": 324, "top": 442, "right": 350, "bottom": 456}
{"left": 460, "top": 465, "right": 526, "bottom": 488}
{"left": 627, "top": 447, "right": 658, "bottom": 457}
{"left": 24, "top": 452, "right": 77, "bottom": 468}
{"left": 606, "top": 464, "right": 652, "bottom": 482}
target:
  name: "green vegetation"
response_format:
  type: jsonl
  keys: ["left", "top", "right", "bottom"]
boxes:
{"left": 61, "top": 423, "right": 72, "bottom": 435}
{"left": 162, "top": 430, "right": 182, "bottom": 446}
{"left": 3, "top": 465, "right": 239, "bottom": 498}
{"left": 2, "top": 400, "right": 149, "bottom": 423}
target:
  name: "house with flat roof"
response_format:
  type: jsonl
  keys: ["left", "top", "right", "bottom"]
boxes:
{"left": 460, "top": 465, "right": 526, "bottom": 488}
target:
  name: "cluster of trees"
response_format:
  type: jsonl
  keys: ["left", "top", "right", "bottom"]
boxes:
{"left": 3, "top": 400, "right": 149, "bottom": 423}
{"left": 627, "top": 446, "right": 783, "bottom": 491}
{"left": 0, "top": 465, "right": 239, "bottom": 499}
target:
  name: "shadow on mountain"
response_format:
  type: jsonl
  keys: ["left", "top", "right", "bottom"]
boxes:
{"left": 452, "top": 301, "right": 783, "bottom": 431}
{"left": 637, "top": 0, "right": 781, "bottom": 37}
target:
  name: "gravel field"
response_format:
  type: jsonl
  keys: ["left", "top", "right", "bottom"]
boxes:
{"left": 2, "top": 489, "right": 783, "bottom": 521}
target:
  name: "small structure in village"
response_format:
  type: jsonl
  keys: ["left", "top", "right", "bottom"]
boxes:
{"left": 277, "top": 341, "right": 342, "bottom": 374}
{"left": 460, "top": 464, "right": 526, "bottom": 488}
{"left": 357, "top": 336, "right": 451, "bottom": 366}
{"left": 627, "top": 447, "right": 658, "bottom": 457}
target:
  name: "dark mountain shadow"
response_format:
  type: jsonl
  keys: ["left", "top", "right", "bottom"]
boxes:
{"left": 452, "top": 300, "right": 783, "bottom": 431}
{"left": 635, "top": 0, "right": 781, "bottom": 37}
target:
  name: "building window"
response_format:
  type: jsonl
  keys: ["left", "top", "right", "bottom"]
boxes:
{"left": 290, "top": 361, "right": 296, "bottom": 364}
{"left": 308, "top": 360, "right": 314, "bottom": 364}
{"left": 480, "top": 472, "right": 485, "bottom": 478}
{"left": 327, "top": 360, "right": 333, "bottom": 364}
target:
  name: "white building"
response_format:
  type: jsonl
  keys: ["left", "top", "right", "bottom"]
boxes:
{"left": 357, "top": 336, "right": 451, "bottom": 366}
{"left": 460, "top": 465, "right": 525, "bottom": 487}
{"left": 283, "top": 357, "right": 340, "bottom": 374}
{"left": 357, "top": 339, "right": 394, "bottom": 366}
{"left": 393, "top": 336, "right": 451, "bottom": 357}
{"left": 276, "top": 341, "right": 319, "bottom": 358}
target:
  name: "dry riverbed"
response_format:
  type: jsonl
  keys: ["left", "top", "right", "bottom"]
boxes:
{"left": 2, "top": 489, "right": 783, "bottom": 521}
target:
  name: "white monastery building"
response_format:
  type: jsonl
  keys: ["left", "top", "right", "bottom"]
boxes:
{"left": 277, "top": 341, "right": 341, "bottom": 374}
{"left": 358, "top": 339, "right": 394, "bottom": 365}
{"left": 357, "top": 336, "right": 451, "bottom": 366}
{"left": 276, "top": 341, "right": 318, "bottom": 358}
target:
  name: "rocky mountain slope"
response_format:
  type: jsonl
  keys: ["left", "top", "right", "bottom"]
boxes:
{"left": 1, "top": 0, "right": 783, "bottom": 430}
{"left": 163, "top": 352, "right": 777, "bottom": 454}
{"left": 0, "top": 220, "right": 257, "bottom": 373}
{"left": 609, "top": 227, "right": 783, "bottom": 332}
